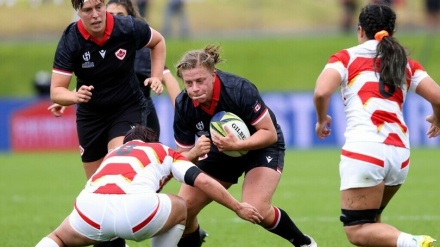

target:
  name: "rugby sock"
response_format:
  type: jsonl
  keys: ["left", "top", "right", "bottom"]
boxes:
{"left": 151, "top": 224, "right": 185, "bottom": 247}
{"left": 93, "top": 237, "right": 126, "bottom": 247}
{"left": 35, "top": 237, "right": 59, "bottom": 247}
{"left": 397, "top": 232, "right": 418, "bottom": 247}
{"left": 177, "top": 225, "right": 202, "bottom": 247}
{"left": 266, "top": 207, "right": 310, "bottom": 247}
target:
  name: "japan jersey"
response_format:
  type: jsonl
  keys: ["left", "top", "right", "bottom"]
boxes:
{"left": 52, "top": 12, "right": 151, "bottom": 113}
{"left": 82, "top": 140, "right": 195, "bottom": 194}
{"left": 173, "top": 70, "right": 281, "bottom": 150}
{"left": 324, "top": 40, "right": 429, "bottom": 148}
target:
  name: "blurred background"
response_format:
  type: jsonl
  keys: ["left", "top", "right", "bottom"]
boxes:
{"left": 2, "top": 2, "right": 440, "bottom": 246}
{"left": 1, "top": 0, "right": 440, "bottom": 152}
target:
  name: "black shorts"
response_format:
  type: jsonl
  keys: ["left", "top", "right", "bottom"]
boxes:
{"left": 427, "top": 0, "right": 440, "bottom": 13}
{"left": 144, "top": 97, "right": 160, "bottom": 137}
{"left": 76, "top": 104, "right": 146, "bottom": 162}
{"left": 197, "top": 129, "right": 286, "bottom": 184}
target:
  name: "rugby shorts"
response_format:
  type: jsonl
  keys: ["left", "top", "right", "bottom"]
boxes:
{"left": 339, "top": 142, "right": 410, "bottom": 190}
{"left": 197, "top": 129, "right": 286, "bottom": 183}
{"left": 69, "top": 192, "right": 171, "bottom": 242}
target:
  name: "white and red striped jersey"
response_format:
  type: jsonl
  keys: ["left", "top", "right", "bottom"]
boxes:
{"left": 82, "top": 140, "right": 195, "bottom": 194}
{"left": 324, "top": 40, "right": 429, "bottom": 148}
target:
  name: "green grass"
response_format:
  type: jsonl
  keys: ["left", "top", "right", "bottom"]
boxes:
{"left": 2, "top": 33, "right": 440, "bottom": 96}
{"left": 1, "top": 149, "right": 439, "bottom": 247}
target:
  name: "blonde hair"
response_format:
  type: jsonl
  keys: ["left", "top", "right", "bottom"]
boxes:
{"left": 175, "top": 45, "right": 224, "bottom": 79}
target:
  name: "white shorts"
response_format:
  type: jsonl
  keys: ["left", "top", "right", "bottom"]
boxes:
{"left": 339, "top": 142, "right": 410, "bottom": 190}
{"left": 69, "top": 192, "right": 172, "bottom": 242}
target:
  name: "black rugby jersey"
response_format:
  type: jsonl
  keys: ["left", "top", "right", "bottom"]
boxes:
{"left": 52, "top": 12, "right": 151, "bottom": 112}
{"left": 173, "top": 70, "right": 280, "bottom": 148}
{"left": 134, "top": 48, "right": 170, "bottom": 98}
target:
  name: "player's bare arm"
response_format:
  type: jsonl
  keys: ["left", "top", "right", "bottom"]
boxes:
{"left": 177, "top": 135, "right": 211, "bottom": 163}
{"left": 194, "top": 172, "right": 263, "bottom": 224}
{"left": 145, "top": 28, "right": 166, "bottom": 81}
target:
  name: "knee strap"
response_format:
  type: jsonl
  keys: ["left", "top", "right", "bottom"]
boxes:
{"left": 340, "top": 209, "right": 378, "bottom": 226}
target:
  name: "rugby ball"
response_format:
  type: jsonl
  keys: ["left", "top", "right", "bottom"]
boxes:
{"left": 210, "top": 111, "right": 250, "bottom": 157}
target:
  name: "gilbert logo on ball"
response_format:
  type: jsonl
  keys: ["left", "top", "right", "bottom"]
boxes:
{"left": 210, "top": 111, "right": 250, "bottom": 157}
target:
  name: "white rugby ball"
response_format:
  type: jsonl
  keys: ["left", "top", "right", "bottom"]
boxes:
{"left": 210, "top": 111, "right": 250, "bottom": 157}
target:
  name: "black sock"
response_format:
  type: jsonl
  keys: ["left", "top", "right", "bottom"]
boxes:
{"left": 177, "top": 225, "right": 202, "bottom": 247}
{"left": 93, "top": 238, "right": 126, "bottom": 247}
{"left": 266, "top": 207, "right": 310, "bottom": 247}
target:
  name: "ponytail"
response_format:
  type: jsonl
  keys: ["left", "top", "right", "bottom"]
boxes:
{"left": 374, "top": 31, "right": 407, "bottom": 91}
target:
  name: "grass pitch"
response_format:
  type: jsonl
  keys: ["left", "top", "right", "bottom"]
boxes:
{"left": 1, "top": 148, "right": 439, "bottom": 247}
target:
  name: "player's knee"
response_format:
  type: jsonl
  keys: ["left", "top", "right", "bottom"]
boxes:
{"left": 340, "top": 209, "right": 378, "bottom": 246}
{"left": 340, "top": 208, "right": 378, "bottom": 227}
{"left": 170, "top": 195, "right": 187, "bottom": 224}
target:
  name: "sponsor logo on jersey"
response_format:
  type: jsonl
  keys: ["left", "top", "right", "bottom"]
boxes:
{"left": 115, "top": 49, "right": 127, "bottom": 60}
{"left": 99, "top": 50, "right": 106, "bottom": 58}
{"left": 196, "top": 121, "right": 204, "bottom": 131}
{"left": 253, "top": 101, "right": 261, "bottom": 113}
{"left": 82, "top": 51, "right": 95, "bottom": 68}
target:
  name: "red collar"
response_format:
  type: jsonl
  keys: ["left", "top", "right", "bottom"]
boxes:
{"left": 77, "top": 12, "right": 113, "bottom": 46}
{"left": 192, "top": 74, "right": 221, "bottom": 115}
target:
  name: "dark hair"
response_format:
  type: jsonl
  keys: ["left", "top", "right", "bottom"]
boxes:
{"left": 123, "top": 125, "right": 159, "bottom": 144}
{"left": 106, "top": 0, "right": 142, "bottom": 19}
{"left": 71, "top": 0, "right": 105, "bottom": 10}
{"left": 359, "top": 4, "right": 407, "bottom": 92}
{"left": 175, "top": 44, "right": 224, "bottom": 79}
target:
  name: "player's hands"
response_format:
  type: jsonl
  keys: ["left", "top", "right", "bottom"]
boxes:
{"left": 425, "top": 114, "right": 440, "bottom": 138}
{"left": 211, "top": 126, "right": 240, "bottom": 152}
{"left": 194, "top": 135, "right": 211, "bottom": 157}
{"left": 47, "top": 103, "right": 67, "bottom": 117}
{"left": 315, "top": 115, "right": 332, "bottom": 139}
{"left": 144, "top": 77, "right": 163, "bottom": 95}
{"left": 75, "top": 85, "right": 94, "bottom": 104}
{"left": 235, "top": 202, "right": 263, "bottom": 224}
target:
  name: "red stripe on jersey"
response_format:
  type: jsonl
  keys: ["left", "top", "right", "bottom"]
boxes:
{"left": 358, "top": 82, "right": 404, "bottom": 109}
{"left": 130, "top": 149, "right": 152, "bottom": 167}
{"left": 251, "top": 108, "right": 268, "bottom": 125}
{"left": 341, "top": 149, "right": 384, "bottom": 167}
{"left": 328, "top": 50, "right": 350, "bottom": 68}
{"left": 383, "top": 133, "right": 405, "bottom": 148}
{"left": 105, "top": 148, "right": 152, "bottom": 168}
{"left": 347, "top": 57, "right": 377, "bottom": 83}
{"left": 371, "top": 110, "right": 407, "bottom": 134}
{"left": 74, "top": 201, "right": 101, "bottom": 230}
{"left": 146, "top": 143, "right": 168, "bottom": 163}
{"left": 168, "top": 147, "right": 189, "bottom": 162}
{"left": 93, "top": 183, "right": 126, "bottom": 194}
{"left": 91, "top": 163, "right": 137, "bottom": 182}
{"left": 52, "top": 68, "right": 73, "bottom": 75}
{"left": 401, "top": 158, "right": 410, "bottom": 169}
{"left": 132, "top": 198, "right": 161, "bottom": 233}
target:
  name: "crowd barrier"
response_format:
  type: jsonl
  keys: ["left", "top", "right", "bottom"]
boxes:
{"left": 0, "top": 92, "right": 438, "bottom": 152}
